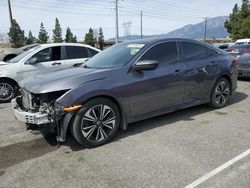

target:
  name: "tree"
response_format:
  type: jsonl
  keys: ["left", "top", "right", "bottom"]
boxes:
{"left": 8, "top": 19, "right": 25, "bottom": 48}
{"left": 26, "top": 31, "right": 36, "bottom": 45}
{"left": 84, "top": 28, "right": 95, "bottom": 46}
{"left": 225, "top": 0, "right": 250, "bottom": 40}
{"left": 98, "top": 27, "right": 104, "bottom": 50}
{"left": 38, "top": 22, "right": 49, "bottom": 43}
{"left": 241, "top": 16, "right": 250, "bottom": 37}
{"left": 53, "top": 18, "right": 63, "bottom": 43}
{"left": 72, "top": 35, "right": 77, "bottom": 43}
{"left": 65, "top": 27, "right": 74, "bottom": 42}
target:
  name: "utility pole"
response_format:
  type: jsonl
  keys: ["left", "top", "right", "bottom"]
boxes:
{"left": 203, "top": 17, "right": 209, "bottom": 42}
{"left": 115, "top": 0, "right": 119, "bottom": 44}
{"left": 8, "top": 0, "right": 13, "bottom": 27}
{"left": 140, "top": 11, "right": 143, "bottom": 38}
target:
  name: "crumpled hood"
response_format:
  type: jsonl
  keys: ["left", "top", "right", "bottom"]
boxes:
{"left": 20, "top": 67, "right": 113, "bottom": 94}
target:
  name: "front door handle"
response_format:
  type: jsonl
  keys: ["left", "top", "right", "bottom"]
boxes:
{"left": 52, "top": 62, "right": 61, "bottom": 65}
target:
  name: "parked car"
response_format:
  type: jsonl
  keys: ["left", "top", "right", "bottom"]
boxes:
{"left": 227, "top": 43, "right": 250, "bottom": 55}
{"left": 0, "top": 43, "right": 100, "bottom": 102}
{"left": 235, "top": 38, "right": 250, "bottom": 44}
{"left": 213, "top": 43, "right": 233, "bottom": 51}
{"left": 227, "top": 43, "right": 250, "bottom": 78}
{"left": 0, "top": 44, "right": 40, "bottom": 62}
{"left": 12, "top": 38, "right": 238, "bottom": 148}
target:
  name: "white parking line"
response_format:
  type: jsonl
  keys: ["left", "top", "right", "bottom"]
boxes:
{"left": 185, "top": 149, "right": 250, "bottom": 188}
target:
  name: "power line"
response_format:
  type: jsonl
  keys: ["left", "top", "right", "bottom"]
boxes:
{"left": 120, "top": 1, "right": 208, "bottom": 19}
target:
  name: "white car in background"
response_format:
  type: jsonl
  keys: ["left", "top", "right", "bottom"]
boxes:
{"left": 0, "top": 43, "right": 100, "bottom": 102}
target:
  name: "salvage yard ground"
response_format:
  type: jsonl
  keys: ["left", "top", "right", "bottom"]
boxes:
{"left": 0, "top": 80, "right": 250, "bottom": 188}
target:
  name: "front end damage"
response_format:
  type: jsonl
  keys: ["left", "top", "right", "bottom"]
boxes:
{"left": 11, "top": 89, "right": 77, "bottom": 143}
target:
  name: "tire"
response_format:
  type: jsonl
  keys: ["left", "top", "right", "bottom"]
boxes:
{"left": 209, "top": 77, "right": 231, "bottom": 109}
{"left": 71, "top": 98, "right": 120, "bottom": 148}
{"left": 0, "top": 80, "right": 16, "bottom": 103}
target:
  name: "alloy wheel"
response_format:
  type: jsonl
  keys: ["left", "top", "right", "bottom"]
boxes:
{"left": 0, "top": 83, "right": 13, "bottom": 101}
{"left": 214, "top": 80, "right": 230, "bottom": 106}
{"left": 81, "top": 104, "right": 116, "bottom": 142}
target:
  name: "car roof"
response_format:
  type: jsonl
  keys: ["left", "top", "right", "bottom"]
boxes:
{"left": 229, "top": 43, "right": 250, "bottom": 48}
{"left": 38, "top": 43, "right": 101, "bottom": 51}
{"left": 122, "top": 37, "right": 210, "bottom": 46}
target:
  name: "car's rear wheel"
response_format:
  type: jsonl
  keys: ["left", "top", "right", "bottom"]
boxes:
{"left": 0, "top": 80, "right": 16, "bottom": 103}
{"left": 71, "top": 98, "right": 120, "bottom": 148}
{"left": 209, "top": 77, "right": 231, "bottom": 108}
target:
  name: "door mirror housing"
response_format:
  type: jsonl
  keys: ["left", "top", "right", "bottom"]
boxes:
{"left": 26, "top": 57, "right": 38, "bottom": 65}
{"left": 132, "top": 60, "right": 159, "bottom": 71}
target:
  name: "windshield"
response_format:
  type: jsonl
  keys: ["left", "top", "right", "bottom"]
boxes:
{"left": 8, "top": 45, "right": 41, "bottom": 63}
{"left": 84, "top": 42, "right": 145, "bottom": 69}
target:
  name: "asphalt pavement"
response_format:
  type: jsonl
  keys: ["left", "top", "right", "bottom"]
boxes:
{"left": 0, "top": 80, "right": 249, "bottom": 188}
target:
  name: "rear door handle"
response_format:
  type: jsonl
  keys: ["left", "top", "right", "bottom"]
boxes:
{"left": 175, "top": 69, "right": 181, "bottom": 73}
{"left": 52, "top": 62, "right": 61, "bottom": 65}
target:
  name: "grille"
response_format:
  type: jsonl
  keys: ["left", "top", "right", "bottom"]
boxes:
{"left": 25, "top": 115, "right": 36, "bottom": 124}
{"left": 22, "top": 90, "right": 32, "bottom": 110}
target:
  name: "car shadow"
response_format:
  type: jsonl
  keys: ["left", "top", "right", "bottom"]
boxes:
{"left": 238, "top": 77, "right": 250, "bottom": 82}
{"left": 63, "top": 91, "right": 248, "bottom": 151}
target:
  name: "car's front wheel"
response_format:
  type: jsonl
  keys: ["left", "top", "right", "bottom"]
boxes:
{"left": 0, "top": 80, "right": 16, "bottom": 103}
{"left": 209, "top": 77, "right": 231, "bottom": 108}
{"left": 71, "top": 98, "right": 120, "bottom": 148}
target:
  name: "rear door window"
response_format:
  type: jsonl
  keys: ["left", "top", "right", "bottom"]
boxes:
{"left": 65, "top": 46, "right": 89, "bottom": 59}
{"left": 140, "top": 42, "right": 179, "bottom": 65}
{"left": 181, "top": 42, "right": 209, "bottom": 61}
{"left": 88, "top": 48, "right": 99, "bottom": 57}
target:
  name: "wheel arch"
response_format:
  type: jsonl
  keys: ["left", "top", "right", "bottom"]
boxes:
{"left": 0, "top": 77, "right": 18, "bottom": 87}
{"left": 58, "top": 95, "right": 128, "bottom": 143}
{"left": 3, "top": 54, "right": 17, "bottom": 62}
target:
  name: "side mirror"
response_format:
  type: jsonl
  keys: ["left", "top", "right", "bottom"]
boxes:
{"left": 132, "top": 60, "right": 159, "bottom": 72}
{"left": 26, "top": 57, "right": 38, "bottom": 65}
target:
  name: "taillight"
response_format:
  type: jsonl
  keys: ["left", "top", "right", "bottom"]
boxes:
{"left": 243, "top": 48, "right": 249, "bottom": 54}
{"left": 232, "top": 58, "right": 239, "bottom": 68}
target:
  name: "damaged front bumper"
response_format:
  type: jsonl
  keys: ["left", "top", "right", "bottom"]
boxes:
{"left": 11, "top": 97, "right": 74, "bottom": 143}
{"left": 11, "top": 99, "right": 51, "bottom": 125}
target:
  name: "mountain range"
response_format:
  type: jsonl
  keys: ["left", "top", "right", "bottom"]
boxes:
{"left": 108, "top": 16, "right": 229, "bottom": 41}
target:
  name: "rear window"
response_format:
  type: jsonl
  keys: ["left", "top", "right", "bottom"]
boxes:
{"left": 181, "top": 42, "right": 209, "bottom": 61}
{"left": 227, "top": 44, "right": 250, "bottom": 55}
{"left": 65, "top": 46, "right": 89, "bottom": 59}
{"left": 88, "top": 48, "right": 99, "bottom": 57}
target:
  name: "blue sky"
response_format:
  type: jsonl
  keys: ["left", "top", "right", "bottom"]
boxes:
{"left": 0, "top": 0, "right": 242, "bottom": 40}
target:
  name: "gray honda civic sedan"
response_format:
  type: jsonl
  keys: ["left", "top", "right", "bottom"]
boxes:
{"left": 12, "top": 38, "right": 238, "bottom": 148}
